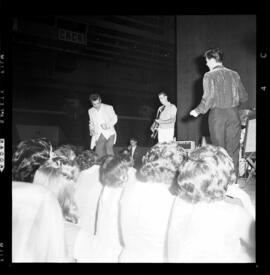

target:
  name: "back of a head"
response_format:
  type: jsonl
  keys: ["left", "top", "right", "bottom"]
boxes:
{"left": 33, "top": 157, "right": 79, "bottom": 223}
{"left": 12, "top": 182, "right": 67, "bottom": 262}
{"left": 75, "top": 149, "right": 99, "bottom": 171}
{"left": 99, "top": 155, "right": 129, "bottom": 187}
{"left": 177, "top": 145, "right": 236, "bottom": 202}
{"left": 54, "top": 145, "right": 77, "bottom": 161}
{"left": 12, "top": 138, "right": 52, "bottom": 183}
{"left": 139, "top": 141, "right": 187, "bottom": 185}
{"left": 203, "top": 48, "right": 224, "bottom": 62}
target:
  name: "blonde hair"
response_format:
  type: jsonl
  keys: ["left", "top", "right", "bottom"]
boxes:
{"left": 99, "top": 155, "right": 129, "bottom": 187}
{"left": 139, "top": 142, "right": 187, "bottom": 185}
{"left": 177, "top": 145, "right": 236, "bottom": 202}
{"left": 33, "top": 157, "right": 79, "bottom": 223}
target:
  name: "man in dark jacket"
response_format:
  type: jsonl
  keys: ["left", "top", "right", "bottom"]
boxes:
{"left": 190, "top": 48, "right": 248, "bottom": 178}
{"left": 126, "top": 137, "right": 143, "bottom": 170}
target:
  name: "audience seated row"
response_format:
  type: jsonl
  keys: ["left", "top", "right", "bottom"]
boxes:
{"left": 11, "top": 138, "right": 255, "bottom": 263}
{"left": 75, "top": 155, "right": 134, "bottom": 262}
{"left": 167, "top": 145, "right": 255, "bottom": 262}
{"left": 118, "top": 142, "right": 187, "bottom": 262}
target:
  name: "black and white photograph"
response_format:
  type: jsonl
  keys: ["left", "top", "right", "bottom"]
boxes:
{"left": 0, "top": 2, "right": 268, "bottom": 272}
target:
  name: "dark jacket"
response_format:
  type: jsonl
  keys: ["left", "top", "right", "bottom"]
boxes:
{"left": 127, "top": 145, "right": 143, "bottom": 170}
{"left": 195, "top": 65, "right": 248, "bottom": 114}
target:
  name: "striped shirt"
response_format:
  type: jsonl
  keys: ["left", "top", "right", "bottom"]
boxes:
{"left": 195, "top": 65, "right": 248, "bottom": 114}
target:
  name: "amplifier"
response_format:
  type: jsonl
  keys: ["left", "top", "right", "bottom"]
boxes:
{"left": 177, "top": 140, "right": 195, "bottom": 151}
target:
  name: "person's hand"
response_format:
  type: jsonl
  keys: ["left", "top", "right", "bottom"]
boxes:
{"left": 101, "top": 123, "right": 109, "bottom": 130}
{"left": 190, "top": 110, "right": 199, "bottom": 117}
{"left": 89, "top": 129, "right": 96, "bottom": 136}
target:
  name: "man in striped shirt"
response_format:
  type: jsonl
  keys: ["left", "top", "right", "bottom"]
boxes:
{"left": 190, "top": 48, "right": 248, "bottom": 178}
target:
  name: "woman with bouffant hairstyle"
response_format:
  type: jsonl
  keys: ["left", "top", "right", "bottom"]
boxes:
{"left": 73, "top": 150, "right": 103, "bottom": 235}
{"left": 33, "top": 156, "right": 80, "bottom": 262}
{"left": 118, "top": 142, "right": 187, "bottom": 262}
{"left": 167, "top": 145, "right": 255, "bottom": 263}
{"left": 99, "top": 154, "right": 130, "bottom": 187}
{"left": 12, "top": 138, "right": 53, "bottom": 183}
{"left": 177, "top": 144, "right": 236, "bottom": 202}
{"left": 138, "top": 141, "right": 187, "bottom": 186}
{"left": 34, "top": 157, "right": 79, "bottom": 222}
{"left": 74, "top": 149, "right": 99, "bottom": 171}
{"left": 54, "top": 144, "right": 77, "bottom": 162}
{"left": 74, "top": 155, "right": 131, "bottom": 262}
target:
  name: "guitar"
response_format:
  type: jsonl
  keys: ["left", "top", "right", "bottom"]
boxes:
{"left": 150, "top": 106, "right": 165, "bottom": 139}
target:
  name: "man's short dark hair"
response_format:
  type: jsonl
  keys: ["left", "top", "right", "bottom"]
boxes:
{"left": 203, "top": 48, "right": 224, "bottom": 62}
{"left": 158, "top": 91, "right": 168, "bottom": 97}
{"left": 89, "top": 93, "right": 101, "bottom": 102}
{"left": 130, "top": 137, "right": 138, "bottom": 143}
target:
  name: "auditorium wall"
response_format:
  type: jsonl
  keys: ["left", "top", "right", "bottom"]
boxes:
{"left": 176, "top": 15, "right": 256, "bottom": 145}
{"left": 12, "top": 46, "right": 175, "bottom": 147}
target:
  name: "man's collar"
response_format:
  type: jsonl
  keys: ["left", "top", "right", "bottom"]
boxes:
{"left": 212, "top": 64, "right": 223, "bottom": 70}
{"left": 164, "top": 102, "right": 170, "bottom": 107}
{"left": 94, "top": 103, "right": 103, "bottom": 111}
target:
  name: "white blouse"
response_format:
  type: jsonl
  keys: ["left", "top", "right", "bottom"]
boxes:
{"left": 119, "top": 180, "right": 176, "bottom": 262}
{"left": 74, "top": 167, "right": 137, "bottom": 262}
{"left": 74, "top": 165, "right": 102, "bottom": 234}
{"left": 167, "top": 198, "right": 255, "bottom": 263}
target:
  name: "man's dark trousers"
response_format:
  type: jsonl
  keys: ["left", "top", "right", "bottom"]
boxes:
{"left": 95, "top": 134, "right": 115, "bottom": 158}
{"left": 208, "top": 107, "right": 241, "bottom": 177}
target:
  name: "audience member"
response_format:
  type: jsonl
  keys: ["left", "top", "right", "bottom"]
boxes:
{"left": 225, "top": 183, "right": 255, "bottom": 220}
{"left": 75, "top": 155, "right": 131, "bottom": 262}
{"left": 12, "top": 138, "right": 255, "bottom": 263}
{"left": 33, "top": 157, "right": 81, "bottom": 262}
{"left": 74, "top": 150, "right": 103, "bottom": 233}
{"left": 186, "top": 144, "right": 255, "bottom": 218}
{"left": 124, "top": 137, "right": 144, "bottom": 169}
{"left": 75, "top": 149, "right": 99, "bottom": 171}
{"left": 166, "top": 144, "right": 255, "bottom": 262}
{"left": 12, "top": 182, "right": 68, "bottom": 262}
{"left": 12, "top": 138, "right": 53, "bottom": 183}
{"left": 118, "top": 141, "right": 187, "bottom": 262}
{"left": 54, "top": 144, "right": 77, "bottom": 162}
{"left": 141, "top": 141, "right": 187, "bottom": 195}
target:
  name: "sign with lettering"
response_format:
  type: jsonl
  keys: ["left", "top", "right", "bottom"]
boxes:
{"left": 58, "top": 29, "right": 87, "bottom": 45}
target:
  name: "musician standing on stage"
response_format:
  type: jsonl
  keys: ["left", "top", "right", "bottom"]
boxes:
{"left": 155, "top": 91, "right": 177, "bottom": 143}
{"left": 88, "top": 93, "right": 118, "bottom": 158}
{"left": 190, "top": 48, "right": 248, "bottom": 178}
